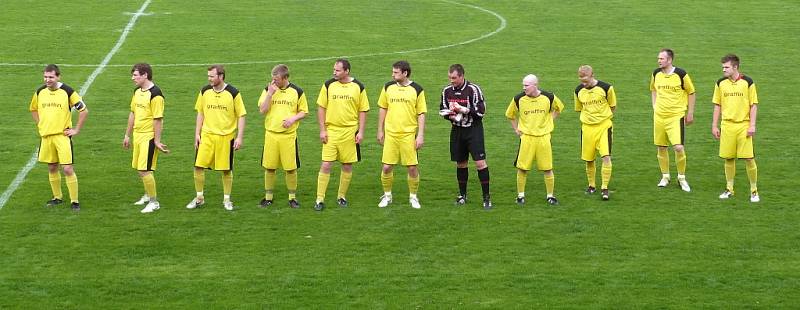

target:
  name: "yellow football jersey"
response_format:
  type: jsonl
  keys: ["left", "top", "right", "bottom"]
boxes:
{"left": 650, "top": 67, "right": 695, "bottom": 118}
{"left": 130, "top": 85, "right": 165, "bottom": 134}
{"left": 29, "top": 83, "right": 86, "bottom": 136}
{"left": 713, "top": 75, "right": 758, "bottom": 122}
{"left": 257, "top": 83, "right": 309, "bottom": 134}
{"left": 574, "top": 80, "right": 616, "bottom": 125}
{"left": 317, "top": 78, "right": 369, "bottom": 128}
{"left": 506, "top": 91, "right": 564, "bottom": 136}
{"left": 195, "top": 84, "right": 246, "bottom": 136}
{"left": 377, "top": 81, "right": 427, "bottom": 135}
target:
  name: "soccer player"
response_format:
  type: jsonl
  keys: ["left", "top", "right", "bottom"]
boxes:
{"left": 440, "top": 64, "right": 492, "bottom": 210}
{"left": 123, "top": 63, "right": 169, "bottom": 213}
{"left": 712, "top": 54, "right": 760, "bottom": 202}
{"left": 314, "top": 59, "right": 369, "bottom": 211}
{"left": 377, "top": 60, "right": 427, "bottom": 209}
{"left": 505, "top": 74, "right": 564, "bottom": 206}
{"left": 186, "top": 65, "right": 246, "bottom": 211}
{"left": 650, "top": 48, "right": 696, "bottom": 192}
{"left": 30, "top": 64, "right": 89, "bottom": 211}
{"left": 574, "top": 65, "right": 616, "bottom": 201}
{"left": 258, "top": 64, "right": 308, "bottom": 209}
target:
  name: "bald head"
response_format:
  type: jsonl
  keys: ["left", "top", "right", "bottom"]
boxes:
{"left": 523, "top": 74, "right": 538, "bottom": 84}
{"left": 522, "top": 74, "right": 540, "bottom": 97}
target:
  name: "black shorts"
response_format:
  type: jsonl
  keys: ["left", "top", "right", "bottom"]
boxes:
{"left": 450, "top": 123, "right": 486, "bottom": 162}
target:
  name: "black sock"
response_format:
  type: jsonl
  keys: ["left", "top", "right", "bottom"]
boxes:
{"left": 457, "top": 167, "right": 468, "bottom": 196}
{"left": 478, "top": 167, "right": 490, "bottom": 199}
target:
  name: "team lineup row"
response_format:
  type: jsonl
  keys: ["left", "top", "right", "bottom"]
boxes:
{"left": 28, "top": 49, "right": 760, "bottom": 213}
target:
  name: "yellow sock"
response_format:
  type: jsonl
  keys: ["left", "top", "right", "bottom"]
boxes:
{"left": 142, "top": 173, "right": 157, "bottom": 199}
{"left": 337, "top": 170, "right": 352, "bottom": 199}
{"left": 408, "top": 173, "right": 420, "bottom": 195}
{"left": 264, "top": 170, "right": 276, "bottom": 200}
{"left": 724, "top": 159, "right": 736, "bottom": 192}
{"left": 746, "top": 159, "right": 758, "bottom": 193}
{"left": 657, "top": 148, "right": 670, "bottom": 174}
{"left": 544, "top": 173, "right": 555, "bottom": 197}
{"left": 585, "top": 161, "right": 596, "bottom": 188}
{"left": 194, "top": 169, "right": 205, "bottom": 193}
{"left": 286, "top": 170, "right": 297, "bottom": 200}
{"left": 381, "top": 171, "right": 394, "bottom": 193}
{"left": 316, "top": 171, "right": 330, "bottom": 202}
{"left": 48, "top": 172, "right": 62, "bottom": 199}
{"left": 222, "top": 171, "right": 233, "bottom": 196}
{"left": 516, "top": 170, "right": 527, "bottom": 195}
{"left": 65, "top": 174, "right": 78, "bottom": 203}
{"left": 675, "top": 150, "right": 687, "bottom": 175}
{"left": 601, "top": 162, "right": 612, "bottom": 190}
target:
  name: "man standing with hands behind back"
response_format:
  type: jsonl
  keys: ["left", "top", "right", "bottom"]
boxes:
{"left": 650, "top": 48, "right": 696, "bottom": 192}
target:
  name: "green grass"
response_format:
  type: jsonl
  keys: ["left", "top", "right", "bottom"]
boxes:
{"left": 1, "top": 0, "right": 799, "bottom": 308}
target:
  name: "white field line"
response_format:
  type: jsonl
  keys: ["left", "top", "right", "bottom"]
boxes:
{"left": 0, "top": 0, "right": 152, "bottom": 210}
{"left": 0, "top": 0, "right": 506, "bottom": 68}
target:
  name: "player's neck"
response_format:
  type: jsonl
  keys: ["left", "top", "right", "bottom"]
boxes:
{"left": 397, "top": 79, "right": 411, "bottom": 87}
{"left": 339, "top": 77, "right": 353, "bottom": 84}
{"left": 661, "top": 65, "right": 675, "bottom": 74}
{"left": 139, "top": 81, "right": 154, "bottom": 91}
{"left": 47, "top": 82, "right": 62, "bottom": 91}
{"left": 213, "top": 83, "right": 227, "bottom": 92}
{"left": 729, "top": 72, "right": 741, "bottom": 81}
{"left": 528, "top": 90, "right": 541, "bottom": 97}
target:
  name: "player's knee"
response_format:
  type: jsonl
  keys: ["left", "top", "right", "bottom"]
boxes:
{"left": 407, "top": 165, "right": 419, "bottom": 176}
{"left": 475, "top": 160, "right": 487, "bottom": 170}
{"left": 48, "top": 164, "right": 59, "bottom": 173}
{"left": 341, "top": 163, "right": 353, "bottom": 173}
{"left": 674, "top": 144, "right": 684, "bottom": 152}
{"left": 381, "top": 164, "right": 393, "bottom": 174}
{"left": 320, "top": 161, "right": 332, "bottom": 173}
{"left": 543, "top": 169, "right": 554, "bottom": 176}
{"left": 602, "top": 156, "right": 612, "bottom": 164}
{"left": 138, "top": 170, "right": 151, "bottom": 177}
{"left": 62, "top": 165, "right": 75, "bottom": 176}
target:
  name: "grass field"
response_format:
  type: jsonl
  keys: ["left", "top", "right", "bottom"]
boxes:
{"left": 1, "top": 0, "right": 799, "bottom": 308}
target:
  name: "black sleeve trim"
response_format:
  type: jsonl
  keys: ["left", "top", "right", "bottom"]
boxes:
{"left": 716, "top": 77, "right": 726, "bottom": 86}
{"left": 383, "top": 80, "right": 394, "bottom": 91}
{"left": 574, "top": 84, "right": 584, "bottom": 96}
{"left": 225, "top": 84, "right": 240, "bottom": 98}
{"left": 200, "top": 84, "right": 213, "bottom": 95}
{"left": 323, "top": 78, "right": 336, "bottom": 88}
{"left": 410, "top": 81, "right": 424, "bottom": 96}
{"left": 541, "top": 91, "right": 555, "bottom": 112}
{"left": 597, "top": 80, "right": 612, "bottom": 94}
{"left": 149, "top": 85, "right": 164, "bottom": 100}
{"left": 513, "top": 92, "right": 525, "bottom": 109}
{"left": 60, "top": 84, "right": 76, "bottom": 97}
{"left": 288, "top": 83, "right": 304, "bottom": 98}
{"left": 742, "top": 75, "right": 754, "bottom": 86}
{"left": 353, "top": 79, "right": 366, "bottom": 92}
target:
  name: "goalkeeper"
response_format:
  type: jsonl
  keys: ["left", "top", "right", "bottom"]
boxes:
{"left": 439, "top": 64, "right": 492, "bottom": 210}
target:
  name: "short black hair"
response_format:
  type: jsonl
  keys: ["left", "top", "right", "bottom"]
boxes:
{"left": 448, "top": 64, "right": 465, "bottom": 76}
{"left": 393, "top": 60, "right": 411, "bottom": 77}
{"left": 44, "top": 64, "right": 61, "bottom": 76}
{"left": 131, "top": 63, "right": 153, "bottom": 80}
